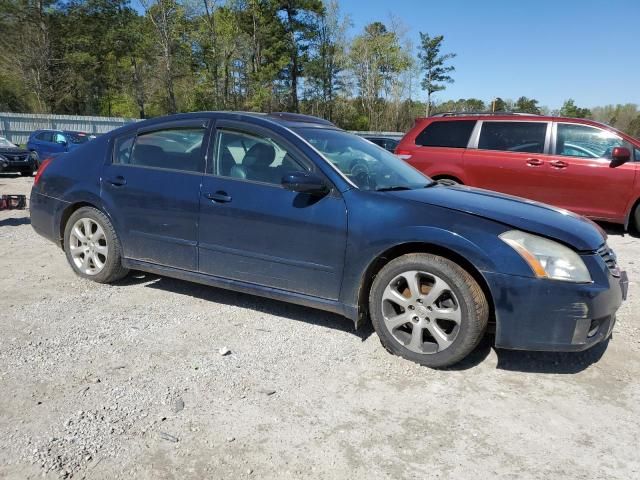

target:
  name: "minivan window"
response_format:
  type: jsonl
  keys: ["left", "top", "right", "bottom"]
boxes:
{"left": 415, "top": 120, "right": 475, "bottom": 148}
{"left": 122, "top": 127, "right": 206, "bottom": 172}
{"left": 478, "top": 122, "right": 547, "bottom": 154}
{"left": 556, "top": 123, "right": 630, "bottom": 159}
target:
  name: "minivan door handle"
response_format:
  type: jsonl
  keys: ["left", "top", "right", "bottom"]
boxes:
{"left": 526, "top": 158, "right": 544, "bottom": 167}
{"left": 550, "top": 160, "right": 568, "bottom": 169}
{"left": 204, "top": 191, "right": 232, "bottom": 203}
{"left": 106, "top": 175, "right": 127, "bottom": 187}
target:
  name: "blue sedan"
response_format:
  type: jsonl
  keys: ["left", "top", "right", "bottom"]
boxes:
{"left": 29, "top": 112, "right": 628, "bottom": 367}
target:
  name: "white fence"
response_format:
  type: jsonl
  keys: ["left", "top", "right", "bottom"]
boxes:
{"left": 0, "top": 112, "right": 137, "bottom": 145}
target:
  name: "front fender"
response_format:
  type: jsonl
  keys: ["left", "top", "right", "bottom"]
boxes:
{"left": 339, "top": 190, "right": 537, "bottom": 314}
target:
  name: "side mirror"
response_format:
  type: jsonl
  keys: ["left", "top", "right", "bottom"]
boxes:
{"left": 610, "top": 147, "right": 631, "bottom": 168}
{"left": 281, "top": 171, "right": 329, "bottom": 195}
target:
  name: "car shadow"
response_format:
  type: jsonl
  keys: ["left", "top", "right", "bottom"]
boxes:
{"left": 493, "top": 339, "right": 610, "bottom": 374}
{"left": 446, "top": 332, "right": 610, "bottom": 374}
{"left": 115, "top": 272, "right": 611, "bottom": 372}
{"left": 118, "top": 272, "right": 375, "bottom": 341}
{"left": 0, "top": 216, "right": 30, "bottom": 227}
{"left": 598, "top": 221, "right": 639, "bottom": 239}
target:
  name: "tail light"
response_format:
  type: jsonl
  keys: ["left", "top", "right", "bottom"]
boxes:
{"left": 395, "top": 149, "right": 413, "bottom": 161}
{"left": 34, "top": 157, "right": 53, "bottom": 186}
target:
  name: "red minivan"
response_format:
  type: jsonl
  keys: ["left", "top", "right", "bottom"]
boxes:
{"left": 396, "top": 113, "right": 640, "bottom": 231}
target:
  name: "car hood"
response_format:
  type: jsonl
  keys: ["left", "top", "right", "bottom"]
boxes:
{"left": 388, "top": 185, "right": 605, "bottom": 251}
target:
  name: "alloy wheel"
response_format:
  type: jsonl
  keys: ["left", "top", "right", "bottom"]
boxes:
{"left": 381, "top": 270, "right": 462, "bottom": 354}
{"left": 68, "top": 218, "right": 108, "bottom": 275}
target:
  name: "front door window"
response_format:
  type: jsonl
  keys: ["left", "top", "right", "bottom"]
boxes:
{"left": 555, "top": 124, "right": 631, "bottom": 159}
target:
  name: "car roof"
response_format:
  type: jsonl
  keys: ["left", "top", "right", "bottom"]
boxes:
{"left": 417, "top": 114, "right": 638, "bottom": 143}
{"left": 114, "top": 111, "right": 339, "bottom": 135}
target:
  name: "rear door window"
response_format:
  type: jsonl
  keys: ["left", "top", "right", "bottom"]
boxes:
{"left": 478, "top": 122, "right": 547, "bottom": 154}
{"left": 117, "top": 127, "right": 207, "bottom": 173}
{"left": 415, "top": 120, "right": 475, "bottom": 148}
{"left": 36, "top": 132, "right": 53, "bottom": 142}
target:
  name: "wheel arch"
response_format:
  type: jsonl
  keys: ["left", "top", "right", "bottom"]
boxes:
{"left": 431, "top": 174, "right": 464, "bottom": 185}
{"left": 355, "top": 242, "right": 495, "bottom": 330}
{"left": 624, "top": 196, "right": 640, "bottom": 231}
{"left": 58, "top": 199, "right": 118, "bottom": 249}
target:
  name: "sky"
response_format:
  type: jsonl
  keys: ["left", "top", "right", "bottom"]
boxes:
{"left": 340, "top": 0, "right": 640, "bottom": 109}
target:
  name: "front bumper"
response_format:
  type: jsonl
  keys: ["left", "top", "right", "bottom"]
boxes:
{"left": 485, "top": 254, "right": 626, "bottom": 352}
{"left": 1, "top": 154, "right": 36, "bottom": 172}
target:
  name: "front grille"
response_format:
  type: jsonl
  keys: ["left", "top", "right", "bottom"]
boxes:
{"left": 596, "top": 244, "right": 620, "bottom": 277}
{"left": 4, "top": 153, "right": 30, "bottom": 163}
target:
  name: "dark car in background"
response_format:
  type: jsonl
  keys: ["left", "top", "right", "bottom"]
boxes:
{"left": 363, "top": 135, "right": 400, "bottom": 153}
{"left": 395, "top": 113, "right": 640, "bottom": 231}
{"left": 27, "top": 130, "right": 95, "bottom": 165}
{"left": 0, "top": 136, "right": 38, "bottom": 176}
{"left": 30, "top": 112, "right": 627, "bottom": 367}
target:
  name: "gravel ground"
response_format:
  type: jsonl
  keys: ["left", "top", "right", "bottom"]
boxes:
{"left": 1, "top": 174, "right": 639, "bottom": 479}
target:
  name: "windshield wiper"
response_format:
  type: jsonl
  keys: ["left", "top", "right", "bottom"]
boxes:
{"left": 376, "top": 182, "right": 437, "bottom": 192}
{"left": 375, "top": 186, "right": 412, "bottom": 192}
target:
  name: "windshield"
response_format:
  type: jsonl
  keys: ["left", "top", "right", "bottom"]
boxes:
{"left": 0, "top": 137, "right": 17, "bottom": 148}
{"left": 295, "top": 128, "right": 431, "bottom": 191}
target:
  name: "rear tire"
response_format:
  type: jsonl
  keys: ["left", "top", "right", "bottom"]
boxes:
{"left": 369, "top": 253, "right": 488, "bottom": 368}
{"left": 20, "top": 168, "right": 35, "bottom": 177}
{"left": 64, "top": 207, "right": 129, "bottom": 283}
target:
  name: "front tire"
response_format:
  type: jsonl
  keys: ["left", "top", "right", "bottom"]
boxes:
{"left": 633, "top": 204, "right": 640, "bottom": 235}
{"left": 20, "top": 168, "right": 35, "bottom": 177}
{"left": 64, "top": 207, "right": 129, "bottom": 283}
{"left": 435, "top": 177, "right": 460, "bottom": 187}
{"left": 369, "top": 253, "right": 488, "bottom": 368}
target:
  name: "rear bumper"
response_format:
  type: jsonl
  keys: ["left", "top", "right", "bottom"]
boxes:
{"left": 486, "top": 259, "right": 626, "bottom": 352}
{"left": 30, "top": 190, "right": 69, "bottom": 246}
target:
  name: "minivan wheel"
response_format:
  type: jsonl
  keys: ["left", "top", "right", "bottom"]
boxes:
{"left": 369, "top": 253, "right": 488, "bottom": 368}
{"left": 633, "top": 204, "right": 640, "bottom": 234}
{"left": 435, "top": 178, "right": 460, "bottom": 187}
{"left": 64, "top": 207, "right": 129, "bottom": 283}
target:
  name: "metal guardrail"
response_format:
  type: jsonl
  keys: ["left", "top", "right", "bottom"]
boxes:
{"left": 350, "top": 131, "right": 404, "bottom": 139}
{"left": 0, "top": 112, "right": 406, "bottom": 145}
{"left": 0, "top": 112, "right": 138, "bottom": 145}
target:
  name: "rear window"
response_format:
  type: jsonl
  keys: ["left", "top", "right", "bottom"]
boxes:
{"left": 478, "top": 122, "right": 547, "bottom": 154}
{"left": 415, "top": 120, "right": 475, "bottom": 148}
{"left": 66, "top": 133, "right": 92, "bottom": 144}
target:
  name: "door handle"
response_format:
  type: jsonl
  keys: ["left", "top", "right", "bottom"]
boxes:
{"left": 550, "top": 160, "right": 568, "bottom": 169}
{"left": 205, "top": 191, "right": 232, "bottom": 203}
{"left": 526, "top": 158, "right": 544, "bottom": 167}
{"left": 106, "top": 175, "right": 127, "bottom": 187}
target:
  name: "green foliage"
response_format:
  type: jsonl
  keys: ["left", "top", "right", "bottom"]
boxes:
{"left": 0, "top": 1, "right": 636, "bottom": 137}
{"left": 559, "top": 99, "right": 591, "bottom": 118}
{"left": 349, "top": 22, "right": 411, "bottom": 130}
{"left": 433, "top": 98, "right": 485, "bottom": 114}
{"left": 417, "top": 33, "right": 455, "bottom": 115}
{"left": 514, "top": 96, "right": 541, "bottom": 114}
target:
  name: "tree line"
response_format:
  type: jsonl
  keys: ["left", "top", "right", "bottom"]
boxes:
{"left": 1, "top": 0, "right": 638, "bottom": 137}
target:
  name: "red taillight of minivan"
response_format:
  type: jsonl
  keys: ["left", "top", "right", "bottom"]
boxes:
{"left": 34, "top": 157, "right": 53, "bottom": 186}
{"left": 395, "top": 149, "right": 413, "bottom": 161}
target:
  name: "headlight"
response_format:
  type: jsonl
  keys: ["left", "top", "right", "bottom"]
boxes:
{"left": 500, "top": 230, "right": 592, "bottom": 283}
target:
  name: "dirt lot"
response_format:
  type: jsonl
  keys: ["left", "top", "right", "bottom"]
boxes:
{"left": 1, "top": 174, "right": 639, "bottom": 479}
